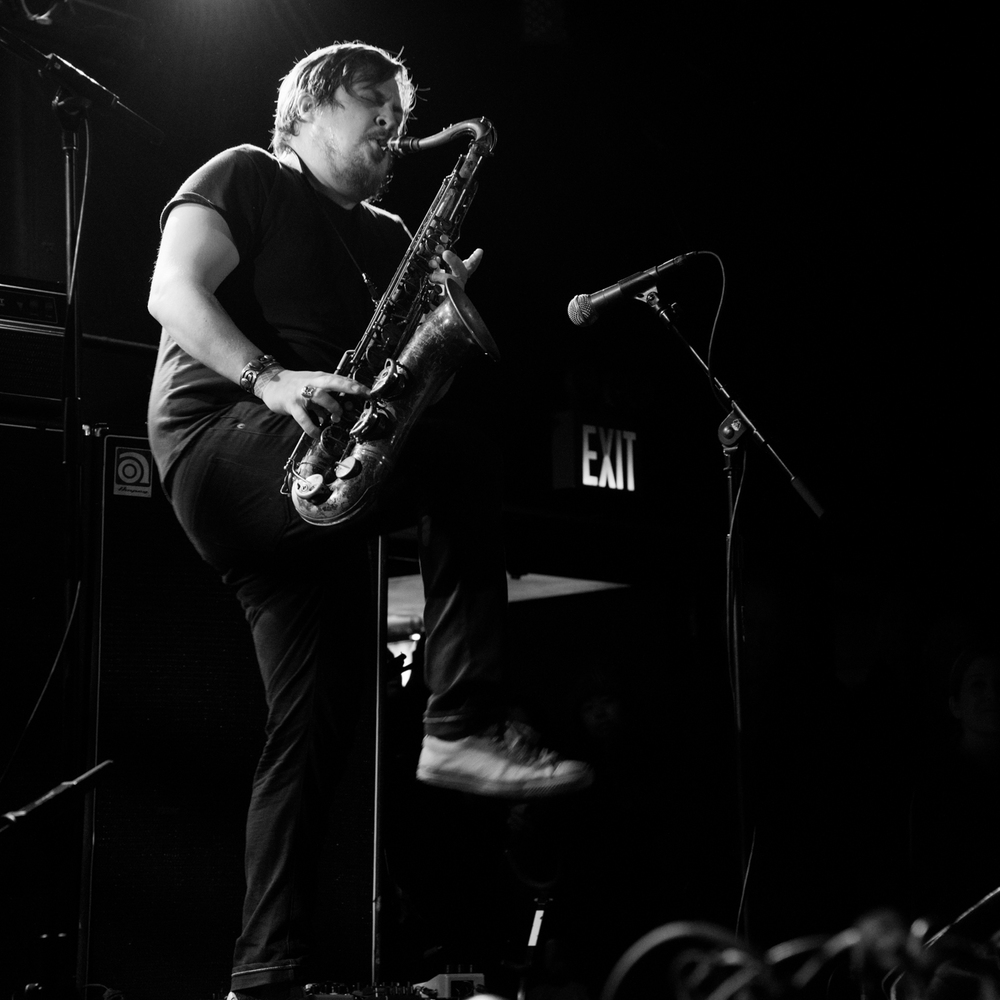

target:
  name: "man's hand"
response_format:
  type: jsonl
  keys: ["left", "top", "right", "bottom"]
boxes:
{"left": 256, "top": 249, "right": 483, "bottom": 439}
{"left": 258, "top": 369, "right": 370, "bottom": 439}
{"left": 430, "top": 248, "right": 483, "bottom": 291}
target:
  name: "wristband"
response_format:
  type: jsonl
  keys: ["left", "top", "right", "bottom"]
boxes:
{"left": 239, "top": 354, "right": 280, "bottom": 395}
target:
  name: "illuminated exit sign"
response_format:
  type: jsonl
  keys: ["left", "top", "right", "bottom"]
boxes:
{"left": 582, "top": 425, "right": 636, "bottom": 490}
{"left": 552, "top": 412, "right": 638, "bottom": 493}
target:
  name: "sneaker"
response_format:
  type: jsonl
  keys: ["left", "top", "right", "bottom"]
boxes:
{"left": 417, "top": 725, "right": 593, "bottom": 797}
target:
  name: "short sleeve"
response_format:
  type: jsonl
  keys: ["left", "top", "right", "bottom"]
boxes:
{"left": 159, "top": 145, "right": 276, "bottom": 259}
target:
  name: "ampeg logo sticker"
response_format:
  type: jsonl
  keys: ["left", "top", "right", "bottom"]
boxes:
{"left": 113, "top": 447, "right": 153, "bottom": 497}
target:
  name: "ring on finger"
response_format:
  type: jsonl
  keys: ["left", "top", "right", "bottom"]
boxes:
{"left": 301, "top": 384, "right": 316, "bottom": 401}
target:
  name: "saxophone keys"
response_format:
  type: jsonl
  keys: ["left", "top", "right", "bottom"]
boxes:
{"left": 371, "top": 358, "right": 409, "bottom": 399}
{"left": 294, "top": 473, "right": 330, "bottom": 504}
{"left": 350, "top": 400, "right": 394, "bottom": 440}
{"left": 334, "top": 456, "right": 362, "bottom": 480}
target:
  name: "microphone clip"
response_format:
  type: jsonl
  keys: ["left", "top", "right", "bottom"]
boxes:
{"left": 718, "top": 411, "right": 747, "bottom": 447}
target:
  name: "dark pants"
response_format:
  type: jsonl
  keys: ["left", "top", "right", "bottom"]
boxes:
{"left": 163, "top": 399, "right": 507, "bottom": 990}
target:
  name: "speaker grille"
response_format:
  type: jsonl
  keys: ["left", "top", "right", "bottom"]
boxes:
{"left": 87, "top": 435, "right": 376, "bottom": 997}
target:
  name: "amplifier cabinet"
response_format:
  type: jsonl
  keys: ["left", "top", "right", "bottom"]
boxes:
{"left": 85, "top": 435, "right": 377, "bottom": 997}
{"left": 0, "top": 279, "right": 156, "bottom": 433}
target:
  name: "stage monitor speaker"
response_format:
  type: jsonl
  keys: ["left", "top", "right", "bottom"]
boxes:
{"left": 85, "top": 434, "right": 377, "bottom": 998}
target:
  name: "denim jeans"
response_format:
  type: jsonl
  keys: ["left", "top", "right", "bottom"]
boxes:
{"left": 163, "top": 398, "right": 507, "bottom": 989}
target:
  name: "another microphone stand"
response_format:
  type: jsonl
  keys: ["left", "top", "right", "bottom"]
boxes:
{"left": 636, "top": 283, "right": 824, "bottom": 939}
{"left": 1, "top": 21, "right": 162, "bottom": 993}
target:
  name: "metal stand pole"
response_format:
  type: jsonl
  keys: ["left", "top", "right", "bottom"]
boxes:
{"left": 371, "top": 534, "right": 389, "bottom": 984}
{"left": 637, "top": 284, "right": 824, "bottom": 937}
{"left": 0, "top": 25, "right": 162, "bottom": 993}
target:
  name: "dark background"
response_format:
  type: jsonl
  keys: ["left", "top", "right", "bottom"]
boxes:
{"left": 0, "top": 1, "right": 994, "bottom": 998}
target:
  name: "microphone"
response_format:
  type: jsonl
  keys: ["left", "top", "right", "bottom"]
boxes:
{"left": 566, "top": 252, "right": 698, "bottom": 327}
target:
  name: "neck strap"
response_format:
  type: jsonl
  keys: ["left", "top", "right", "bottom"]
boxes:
{"left": 290, "top": 151, "right": 380, "bottom": 305}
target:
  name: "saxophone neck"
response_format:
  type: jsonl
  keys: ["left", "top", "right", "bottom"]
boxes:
{"left": 388, "top": 117, "right": 496, "bottom": 156}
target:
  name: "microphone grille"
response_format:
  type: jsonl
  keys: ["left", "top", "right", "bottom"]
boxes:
{"left": 567, "top": 294, "right": 596, "bottom": 327}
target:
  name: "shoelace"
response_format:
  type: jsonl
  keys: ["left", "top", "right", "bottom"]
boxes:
{"left": 499, "top": 722, "right": 560, "bottom": 765}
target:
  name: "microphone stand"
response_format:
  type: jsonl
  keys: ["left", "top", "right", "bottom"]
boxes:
{"left": 635, "top": 283, "right": 824, "bottom": 940}
{"left": 1, "top": 21, "right": 162, "bottom": 993}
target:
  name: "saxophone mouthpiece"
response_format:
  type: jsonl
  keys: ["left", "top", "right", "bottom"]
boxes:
{"left": 386, "top": 135, "right": 420, "bottom": 155}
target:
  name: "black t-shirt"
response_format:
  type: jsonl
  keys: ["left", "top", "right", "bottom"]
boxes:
{"left": 146, "top": 144, "right": 411, "bottom": 481}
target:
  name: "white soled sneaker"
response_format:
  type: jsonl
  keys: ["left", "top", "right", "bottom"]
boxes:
{"left": 417, "top": 725, "right": 593, "bottom": 797}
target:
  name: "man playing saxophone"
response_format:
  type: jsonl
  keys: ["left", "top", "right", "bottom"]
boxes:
{"left": 146, "top": 41, "right": 591, "bottom": 1000}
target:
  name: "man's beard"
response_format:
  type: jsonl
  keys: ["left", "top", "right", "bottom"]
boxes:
{"left": 329, "top": 141, "right": 391, "bottom": 203}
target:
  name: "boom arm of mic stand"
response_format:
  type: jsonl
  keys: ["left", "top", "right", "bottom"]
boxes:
{"left": 0, "top": 760, "right": 113, "bottom": 834}
{"left": 637, "top": 287, "right": 824, "bottom": 519}
{"left": 0, "top": 25, "right": 164, "bottom": 145}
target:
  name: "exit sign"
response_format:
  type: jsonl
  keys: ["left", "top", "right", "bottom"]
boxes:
{"left": 552, "top": 412, "right": 638, "bottom": 493}
{"left": 581, "top": 425, "right": 636, "bottom": 490}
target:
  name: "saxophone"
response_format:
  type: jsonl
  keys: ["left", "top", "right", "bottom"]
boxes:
{"left": 282, "top": 117, "right": 499, "bottom": 527}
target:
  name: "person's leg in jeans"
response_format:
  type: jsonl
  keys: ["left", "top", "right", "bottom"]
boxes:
{"left": 165, "top": 398, "right": 591, "bottom": 996}
{"left": 166, "top": 404, "right": 371, "bottom": 991}
{"left": 227, "top": 560, "right": 371, "bottom": 991}
{"left": 387, "top": 412, "right": 593, "bottom": 795}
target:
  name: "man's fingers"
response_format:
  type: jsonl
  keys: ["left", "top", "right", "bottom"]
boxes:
{"left": 463, "top": 247, "right": 484, "bottom": 277}
{"left": 259, "top": 369, "right": 370, "bottom": 432}
{"left": 304, "top": 392, "right": 344, "bottom": 420}
{"left": 310, "top": 374, "right": 369, "bottom": 397}
{"left": 293, "top": 404, "right": 322, "bottom": 440}
{"left": 428, "top": 248, "right": 483, "bottom": 291}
